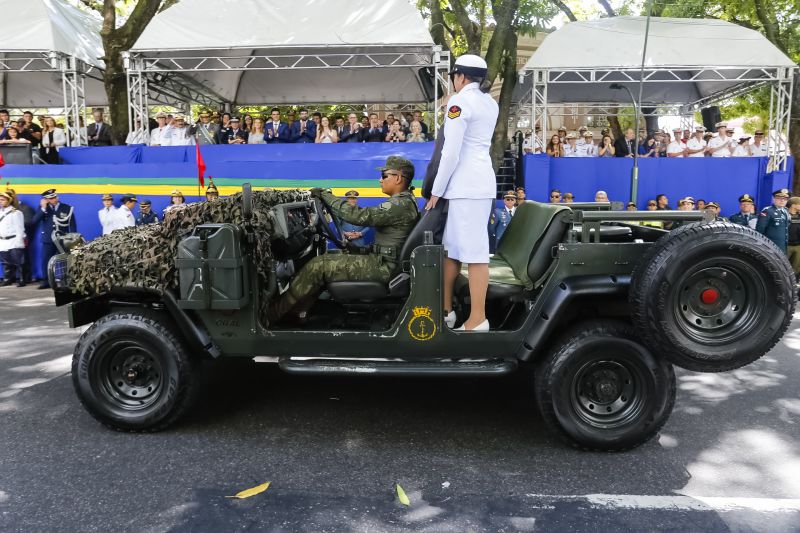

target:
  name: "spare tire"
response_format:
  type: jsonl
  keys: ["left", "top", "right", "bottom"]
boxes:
{"left": 630, "top": 221, "right": 795, "bottom": 373}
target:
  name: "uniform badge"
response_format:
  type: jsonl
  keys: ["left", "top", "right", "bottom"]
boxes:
{"left": 447, "top": 105, "right": 462, "bottom": 119}
{"left": 408, "top": 306, "right": 436, "bottom": 341}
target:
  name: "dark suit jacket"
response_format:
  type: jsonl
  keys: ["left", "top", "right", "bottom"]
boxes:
{"left": 614, "top": 137, "right": 635, "bottom": 157}
{"left": 339, "top": 124, "right": 364, "bottom": 143}
{"left": 363, "top": 126, "right": 387, "bottom": 143}
{"left": 265, "top": 121, "right": 290, "bottom": 143}
{"left": 290, "top": 120, "right": 316, "bottom": 143}
{"left": 225, "top": 128, "right": 249, "bottom": 144}
{"left": 87, "top": 122, "right": 112, "bottom": 146}
{"left": 31, "top": 202, "right": 77, "bottom": 244}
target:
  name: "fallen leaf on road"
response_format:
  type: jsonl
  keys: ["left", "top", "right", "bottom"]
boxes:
{"left": 226, "top": 482, "right": 270, "bottom": 499}
{"left": 442, "top": 481, "right": 450, "bottom": 489}
{"left": 396, "top": 483, "right": 410, "bottom": 506}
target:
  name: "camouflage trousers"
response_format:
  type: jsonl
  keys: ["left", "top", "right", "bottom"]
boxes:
{"left": 269, "top": 253, "right": 393, "bottom": 322}
{"left": 788, "top": 245, "right": 800, "bottom": 278}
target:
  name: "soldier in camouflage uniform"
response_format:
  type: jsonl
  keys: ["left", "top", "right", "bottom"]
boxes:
{"left": 269, "top": 156, "right": 419, "bottom": 323}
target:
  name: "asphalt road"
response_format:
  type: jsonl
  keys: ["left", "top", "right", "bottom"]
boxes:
{"left": 1, "top": 286, "right": 799, "bottom": 532}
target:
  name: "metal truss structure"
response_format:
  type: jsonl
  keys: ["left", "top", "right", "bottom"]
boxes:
{"left": 524, "top": 66, "right": 797, "bottom": 171}
{"left": 125, "top": 47, "right": 450, "bottom": 136}
{"left": 0, "top": 51, "right": 99, "bottom": 146}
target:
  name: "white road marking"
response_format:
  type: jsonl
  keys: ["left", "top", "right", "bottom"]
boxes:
{"left": 523, "top": 494, "right": 800, "bottom": 513}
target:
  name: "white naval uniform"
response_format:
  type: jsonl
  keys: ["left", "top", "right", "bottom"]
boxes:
{"left": 431, "top": 82, "right": 499, "bottom": 264}
{"left": 707, "top": 135, "right": 732, "bottom": 157}
{"left": 114, "top": 205, "right": 136, "bottom": 229}
{"left": 578, "top": 142, "right": 596, "bottom": 157}
{"left": 149, "top": 126, "right": 168, "bottom": 146}
{"left": 98, "top": 206, "right": 118, "bottom": 235}
{"left": 563, "top": 143, "right": 579, "bottom": 157}
{"left": 666, "top": 140, "right": 686, "bottom": 157}
{"left": 125, "top": 128, "right": 150, "bottom": 145}
{"left": 685, "top": 137, "right": 706, "bottom": 157}
{"left": 732, "top": 144, "right": 751, "bottom": 157}
{"left": 0, "top": 206, "right": 25, "bottom": 252}
{"left": 160, "top": 126, "right": 195, "bottom": 146}
{"left": 750, "top": 141, "right": 768, "bottom": 157}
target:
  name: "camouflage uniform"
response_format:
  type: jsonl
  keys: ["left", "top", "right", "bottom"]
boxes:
{"left": 270, "top": 188, "right": 418, "bottom": 321}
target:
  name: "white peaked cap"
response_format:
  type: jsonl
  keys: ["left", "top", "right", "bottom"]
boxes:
{"left": 454, "top": 54, "right": 488, "bottom": 69}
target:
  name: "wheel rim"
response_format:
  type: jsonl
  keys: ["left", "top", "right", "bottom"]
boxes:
{"left": 93, "top": 337, "right": 164, "bottom": 411}
{"left": 673, "top": 261, "right": 767, "bottom": 346}
{"left": 570, "top": 358, "right": 646, "bottom": 429}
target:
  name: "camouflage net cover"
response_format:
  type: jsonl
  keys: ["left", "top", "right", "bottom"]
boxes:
{"left": 67, "top": 189, "right": 308, "bottom": 319}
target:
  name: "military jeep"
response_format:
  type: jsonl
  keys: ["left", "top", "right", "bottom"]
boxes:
{"left": 50, "top": 185, "right": 795, "bottom": 451}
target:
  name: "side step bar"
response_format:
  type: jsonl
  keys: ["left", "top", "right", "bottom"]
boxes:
{"left": 278, "top": 357, "right": 517, "bottom": 377}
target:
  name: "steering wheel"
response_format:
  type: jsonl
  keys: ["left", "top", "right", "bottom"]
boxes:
{"left": 313, "top": 196, "right": 347, "bottom": 249}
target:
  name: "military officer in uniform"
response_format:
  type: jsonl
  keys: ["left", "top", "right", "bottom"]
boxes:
{"left": 340, "top": 190, "right": 371, "bottom": 248}
{"left": 704, "top": 202, "right": 727, "bottom": 221}
{"left": 751, "top": 131, "right": 768, "bottom": 157}
{"left": 756, "top": 188, "right": 790, "bottom": 252}
{"left": 115, "top": 194, "right": 137, "bottom": 229}
{"left": 728, "top": 194, "right": 758, "bottom": 228}
{"left": 268, "top": 156, "right": 419, "bottom": 323}
{"left": 190, "top": 111, "right": 220, "bottom": 145}
{"left": 31, "top": 189, "right": 76, "bottom": 288}
{"left": 205, "top": 179, "right": 220, "bottom": 201}
{"left": 136, "top": 199, "right": 159, "bottom": 225}
{"left": 490, "top": 191, "right": 516, "bottom": 244}
{"left": 0, "top": 191, "right": 26, "bottom": 287}
{"left": 98, "top": 193, "right": 117, "bottom": 235}
{"left": 786, "top": 197, "right": 800, "bottom": 281}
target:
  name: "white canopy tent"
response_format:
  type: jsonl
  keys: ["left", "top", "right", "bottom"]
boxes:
{"left": 520, "top": 17, "right": 797, "bottom": 169}
{"left": 125, "top": 0, "right": 449, "bottom": 131}
{"left": 0, "top": 0, "right": 107, "bottom": 145}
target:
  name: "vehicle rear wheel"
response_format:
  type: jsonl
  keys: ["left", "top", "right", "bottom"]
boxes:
{"left": 630, "top": 222, "right": 795, "bottom": 372}
{"left": 534, "top": 320, "right": 675, "bottom": 452}
{"left": 72, "top": 310, "right": 200, "bottom": 432}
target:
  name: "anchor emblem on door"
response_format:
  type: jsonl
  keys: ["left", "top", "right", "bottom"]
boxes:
{"left": 408, "top": 306, "right": 437, "bottom": 341}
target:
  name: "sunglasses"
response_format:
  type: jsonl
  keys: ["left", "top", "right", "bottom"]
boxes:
{"left": 551, "top": 195, "right": 561, "bottom": 198}
{"left": 380, "top": 171, "right": 401, "bottom": 181}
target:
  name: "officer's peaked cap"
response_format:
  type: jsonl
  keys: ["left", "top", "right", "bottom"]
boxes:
{"left": 41, "top": 189, "right": 57, "bottom": 198}
{"left": 773, "top": 188, "right": 790, "bottom": 198}
{"left": 451, "top": 54, "right": 488, "bottom": 79}
{"left": 140, "top": 199, "right": 152, "bottom": 206}
{"left": 121, "top": 194, "right": 138, "bottom": 203}
{"left": 738, "top": 194, "right": 753, "bottom": 203}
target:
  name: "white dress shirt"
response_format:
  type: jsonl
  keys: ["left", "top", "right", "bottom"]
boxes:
{"left": 707, "top": 135, "right": 732, "bottom": 157}
{"left": 750, "top": 141, "right": 768, "bottom": 157}
{"left": 686, "top": 137, "right": 706, "bottom": 157}
{"left": 666, "top": 140, "right": 686, "bottom": 157}
{"left": 431, "top": 82, "right": 499, "bottom": 199}
{"left": 149, "top": 126, "right": 168, "bottom": 146}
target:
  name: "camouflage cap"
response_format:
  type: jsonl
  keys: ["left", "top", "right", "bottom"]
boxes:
{"left": 377, "top": 156, "right": 415, "bottom": 180}
{"left": 345, "top": 190, "right": 359, "bottom": 198}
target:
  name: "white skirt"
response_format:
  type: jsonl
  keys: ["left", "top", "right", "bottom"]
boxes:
{"left": 443, "top": 198, "right": 493, "bottom": 264}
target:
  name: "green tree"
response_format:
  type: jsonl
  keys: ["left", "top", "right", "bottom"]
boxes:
{"left": 420, "top": 0, "right": 558, "bottom": 168}
{"left": 76, "top": 0, "right": 177, "bottom": 145}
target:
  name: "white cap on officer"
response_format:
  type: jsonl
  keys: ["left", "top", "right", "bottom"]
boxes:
{"left": 450, "top": 54, "right": 488, "bottom": 79}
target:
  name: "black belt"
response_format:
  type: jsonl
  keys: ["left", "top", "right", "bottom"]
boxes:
{"left": 371, "top": 244, "right": 397, "bottom": 261}
{"left": 0, "top": 235, "right": 16, "bottom": 240}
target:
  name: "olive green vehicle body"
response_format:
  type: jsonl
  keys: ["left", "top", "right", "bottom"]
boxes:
{"left": 52, "top": 200, "right": 709, "bottom": 374}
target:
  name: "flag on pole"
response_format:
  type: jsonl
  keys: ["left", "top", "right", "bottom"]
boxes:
{"left": 0, "top": 150, "right": 5, "bottom": 169}
{"left": 195, "top": 144, "right": 206, "bottom": 188}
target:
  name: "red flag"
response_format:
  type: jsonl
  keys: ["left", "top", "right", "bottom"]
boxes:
{"left": 195, "top": 144, "right": 206, "bottom": 188}
{"left": 0, "top": 150, "right": 5, "bottom": 168}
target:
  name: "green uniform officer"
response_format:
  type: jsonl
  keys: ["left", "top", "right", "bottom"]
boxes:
{"left": 268, "top": 156, "right": 419, "bottom": 323}
{"left": 756, "top": 188, "right": 790, "bottom": 252}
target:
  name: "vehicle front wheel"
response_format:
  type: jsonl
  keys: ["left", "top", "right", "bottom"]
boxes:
{"left": 534, "top": 320, "right": 675, "bottom": 452}
{"left": 72, "top": 311, "right": 200, "bottom": 432}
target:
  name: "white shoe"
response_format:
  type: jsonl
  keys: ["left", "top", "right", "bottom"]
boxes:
{"left": 444, "top": 310, "right": 456, "bottom": 328}
{"left": 454, "top": 319, "right": 490, "bottom": 332}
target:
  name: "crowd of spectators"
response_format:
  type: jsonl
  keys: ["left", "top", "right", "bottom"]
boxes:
{"left": 529, "top": 122, "right": 769, "bottom": 158}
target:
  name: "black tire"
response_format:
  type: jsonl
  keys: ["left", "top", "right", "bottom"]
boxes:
{"left": 534, "top": 320, "right": 676, "bottom": 452}
{"left": 72, "top": 311, "right": 200, "bottom": 432}
{"left": 630, "top": 222, "right": 796, "bottom": 373}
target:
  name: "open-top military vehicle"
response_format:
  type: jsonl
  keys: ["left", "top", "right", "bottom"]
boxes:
{"left": 50, "top": 184, "right": 795, "bottom": 451}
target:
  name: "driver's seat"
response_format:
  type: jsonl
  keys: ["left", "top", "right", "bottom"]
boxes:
{"left": 326, "top": 202, "right": 445, "bottom": 302}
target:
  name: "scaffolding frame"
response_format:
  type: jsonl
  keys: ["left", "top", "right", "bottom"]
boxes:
{"left": 524, "top": 65, "right": 797, "bottom": 171}
{"left": 125, "top": 47, "right": 450, "bottom": 136}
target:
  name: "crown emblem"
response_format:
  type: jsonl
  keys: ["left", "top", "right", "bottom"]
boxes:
{"left": 412, "top": 306, "right": 432, "bottom": 318}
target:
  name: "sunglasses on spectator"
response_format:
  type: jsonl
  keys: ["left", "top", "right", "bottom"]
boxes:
{"left": 551, "top": 194, "right": 561, "bottom": 198}
{"left": 647, "top": 203, "right": 656, "bottom": 206}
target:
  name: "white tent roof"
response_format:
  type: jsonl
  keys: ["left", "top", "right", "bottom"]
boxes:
{"left": 521, "top": 17, "right": 797, "bottom": 105}
{"left": 130, "top": 0, "right": 438, "bottom": 105}
{"left": 0, "top": 0, "right": 106, "bottom": 107}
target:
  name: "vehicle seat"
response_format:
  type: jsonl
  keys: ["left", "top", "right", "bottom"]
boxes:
{"left": 459, "top": 201, "right": 570, "bottom": 298}
{"left": 326, "top": 201, "right": 444, "bottom": 302}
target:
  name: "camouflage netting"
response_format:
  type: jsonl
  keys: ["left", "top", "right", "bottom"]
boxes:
{"left": 67, "top": 189, "right": 308, "bottom": 319}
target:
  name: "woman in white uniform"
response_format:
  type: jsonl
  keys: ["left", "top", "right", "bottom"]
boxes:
{"left": 425, "top": 54, "right": 498, "bottom": 332}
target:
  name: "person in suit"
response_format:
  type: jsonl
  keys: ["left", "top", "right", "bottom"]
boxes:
{"left": 339, "top": 113, "right": 364, "bottom": 143}
{"left": 363, "top": 113, "right": 386, "bottom": 142}
{"left": 216, "top": 112, "right": 232, "bottom": 144}
{"left": 31, "top": 189, "right": 76, "bottom": 288}
{"left": 265, "top": 108, "right": 289, "bottom": 143}
{"left": 190, "top": 111, "right": 219, "bottom": 145}
{"left": 290, "top": 109, "right": 316, "bottom": 143}
{"left": 729, "top": 194, "right": 757, "bottom": 228}
{"left": 87, "top": 109, "right": 112, "bottom": 146}
{"left": 614, "top": 128, "right": 636, "bottom": 157}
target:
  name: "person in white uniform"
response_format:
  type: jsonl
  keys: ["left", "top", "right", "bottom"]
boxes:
{"left": 0, "top": 191, "right": 26, "bottom": 287}
{"left": 98, "top": 193, "right": 118, "bottom": 235}
{"left": 562, "top": 132, "right": 579, "bottom": 157}
{"left": 732, "top": 136, "right": 753, "bottom": 157}
{"left": 706, "top": 122, "right": 733, "bottom": 157}
{"left": 685, "top": 126, "right": 707, "bottom": 157}
{"left": 114, "top": 194, "right": 138, "bottom": 229}
{"left": 577, "top": 131, "right": 597, "bottom": 157}
{"left": 666, "top": 128, "right": 686, "bottom": 157}
{"left": 425, "top": 54, "right": 498, "bottom": 332}
{"left": 750, "top": 130, "right": 768, "bottom": 157}
{"left": 149, "top": 112, "right": 169, "bottom": 146}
